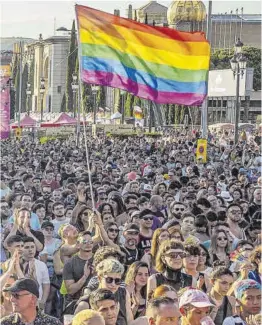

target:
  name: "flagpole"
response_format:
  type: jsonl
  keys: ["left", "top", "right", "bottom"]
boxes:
{"left": 201, "top": 0, "right": 212, "bottom": 138}
{"left": 75, "top": 4, "right": 95, "bottom": 211}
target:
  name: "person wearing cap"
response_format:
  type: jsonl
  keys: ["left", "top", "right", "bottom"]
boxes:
{"left": 179, "top": 288, "right": 215, "bottom": 325}
{"left": 222, "top": 279, "right": 261, "bottom": 325}
{"left": 120, "top": 224, "right": 142, "bottom": 267}
{"left": 1, "top": 278, "right": 62, "bottom": 325}
{"left": 39, "top": 221, "right": 62, "bottom": 315}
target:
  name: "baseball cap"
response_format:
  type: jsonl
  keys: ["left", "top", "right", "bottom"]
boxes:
{"left": 3, "top": 278, "right": 39, "bottom": 298}
{"left": 124, "top": 223, "right": 140, "bottom": 232}
{"left": 179, "top": 289, "right": 214, "bottom": 309}
{"left": 41, "top": 221, "right": 54, "bottom": 229}
{"left": 143, "top": 184, "right": 152, "bottom": 192}
{"left": 128, "top": 172, "right": 137, "bottom": 181}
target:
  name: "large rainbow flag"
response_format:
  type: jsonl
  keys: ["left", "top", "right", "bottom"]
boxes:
{"left": 75, "top": 5, "right": 210, "bottom": 105}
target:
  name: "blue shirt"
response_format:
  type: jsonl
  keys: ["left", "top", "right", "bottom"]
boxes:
{"left": 8, "top": 212, "right": 41, "bottom": 231}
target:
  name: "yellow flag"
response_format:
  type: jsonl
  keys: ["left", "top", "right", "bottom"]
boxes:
{"left": 196, "top": 138, "right": 207, "bottom": 163}
{"left": 15, "top": 128, "right": 22, "bottom": 140}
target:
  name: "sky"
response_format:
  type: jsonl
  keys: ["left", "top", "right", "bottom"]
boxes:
{"left": 1, "top": 0, "right": 261, "bottom": 38}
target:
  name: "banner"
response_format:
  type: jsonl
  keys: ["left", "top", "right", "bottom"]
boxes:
{"left": 0, "top": 76, "right": 10, "bottom": 139}
{"left": 196, "top": 139, "right": 207, "bottom": 163}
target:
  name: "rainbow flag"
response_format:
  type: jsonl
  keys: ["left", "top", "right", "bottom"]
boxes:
{"left": 75, "top": 5, "right": 210, "bottom": 105}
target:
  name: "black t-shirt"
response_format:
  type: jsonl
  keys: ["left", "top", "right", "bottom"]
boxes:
{"left": 14, "top": 229, "right": 45, "bottom": 257}
{"left": 120, "top": 246, "right": 143, "bottom": 267}
{"left": 61, "top": 172, "right": 76, "bottom": 182}
{"left": 138, "top": 233, "right": 152, "bottom": 255}
{"left": 63, "top": 255, "right": 93, "bottom": 303}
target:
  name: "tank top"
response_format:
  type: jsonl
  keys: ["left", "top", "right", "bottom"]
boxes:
{"left": 155, "top": 267, "right": 192, "bottom": 291}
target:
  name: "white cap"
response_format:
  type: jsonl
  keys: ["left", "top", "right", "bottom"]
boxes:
{"left": 179, "top": 289, "right": 214, "bottom": 309}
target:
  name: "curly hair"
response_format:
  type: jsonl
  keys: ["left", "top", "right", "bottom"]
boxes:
{"left": 93, "top": 246, "right": 122, "bottom": 268}
{"left": 96, "top": 259, "right": 124, "bottom": 277}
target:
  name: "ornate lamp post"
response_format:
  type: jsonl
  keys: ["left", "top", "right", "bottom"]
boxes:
{"left": 71, "top": 72, "right": 80, "bottom": 145}
{"left": 230, "top": 38, "right": 247, "bottom": 144}
{"left": 39, "top": 77, "right": 45, "bottom": 122}
{"left": 26, "top": 82, "right": 31, "bottom": 116}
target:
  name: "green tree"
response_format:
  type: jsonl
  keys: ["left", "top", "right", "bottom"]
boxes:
{"left": 66, "top": 20, "right": 78, "bottom": 112}
{"left": 211, "top": 46, "right": 261, "bottom": 91}
{"left": 10, "top": 54, "right": 19, "bottom": 119}
{"left": 28, "top": 58, "right": 35, "bottom": 113}
{"left": 124, "top": 92, "right": 134, "bottom": 117}
{"left": 96, "top": 86, "right": 106, "bottom": 108}
{"left": 21, "top": 63, "right": 28, "bottom": 113}
{"left": 82, "top": 83, "right": 93, "bottom": 113}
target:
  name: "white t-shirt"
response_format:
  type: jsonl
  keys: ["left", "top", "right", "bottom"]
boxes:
{"left": 34, "top": 258, "right": 50, "bottom": 300}
{"left": 51, "top": 218, "right": 70, "bottom": 237}
{"left": 222, "top": 316, "right": 246, "bottom": 325}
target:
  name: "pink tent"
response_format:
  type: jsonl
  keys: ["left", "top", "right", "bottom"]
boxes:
{"left": 11, "top": 115, "right": 37, "bottom": 129}
{"left": 41, "top": 113, "right": 77, "bottom": 127}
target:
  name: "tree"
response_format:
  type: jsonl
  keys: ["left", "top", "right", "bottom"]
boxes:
{"left": 28, "top": 57, "right": 35, "bottom": 113}
{"left": 211, "top": 46, "right": 261, "bottom": 91}
{"left": 66, "top": 20, "right": 78, "bottom": 112}
{"left": 124, "top": 92, "right": 134, "bottom": 117}
{"left": 10, "top": 54, "right": 19, "bottom": 119}
{"left": 96, "top": 86, "right": 106, "bottom": 108}
{"left": 21, "top": 63, "right": 28, "bottom": 112}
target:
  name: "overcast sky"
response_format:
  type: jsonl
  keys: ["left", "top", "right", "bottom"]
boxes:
{"left": 1, "top": 0, "right": 261, "bottom": 38}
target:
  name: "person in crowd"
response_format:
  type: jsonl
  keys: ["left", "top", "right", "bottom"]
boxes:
{"left": 146, "top": 297, "right": 180, "bottom": 325}
{"left": 209, "top": 230, "right": 230, "bottom": 266}
{"left": 147, "top": 239, "right": 192, "bottom": 298}
{"left": 0, "top": 274, "right": 18, "bottom": 317}
{"left": 89, "top": 289, "right": 119, "bottom": 325}
{"left": 222, "top": 279, "right": 261, "bottom": 325}
{"left": 75, "top": 259, "right": 133, "bottom": 325}
{"left": 120, "top": 223, "right": 142, "bottom": 267}
{"left": 197, "top": 244, "right": 213, "bottom": 277}
{"left": 179, "top": 288, "right": 215, "bottom": 325}
{"left": 0, "top": 278, "right": 62, "bottom": 325}
{"left": 208, "top": 266, "right": 236, "bottom": 324}
{"left": 151, "top": 284, "right": 178, "bottom": 304}
{"left": 63, "top": 230, "right": 94, "bottom": 307}
{"left": 4, "top": 207, "right": 44, "bottom": 255}
{"left": 226, "top": 203, "right": 246, "bottom": 241}
{"left": 125, "top": 261, "right": 149, "bottom": 318}
{"left": 72, "top": 309, "right": 105, "bottom": 325}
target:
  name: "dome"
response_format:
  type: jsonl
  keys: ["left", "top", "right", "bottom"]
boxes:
{"left": 167, "top": 1, "right": 206, "bottom": 25}
{"left": 56, "top": 27, "right": 68, "bottom": 32}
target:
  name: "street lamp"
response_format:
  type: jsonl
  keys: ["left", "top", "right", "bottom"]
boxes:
{"left": 71, "top": 72, "right": 80, "bottom": 145}
{"left": 91, "top": 85, "right": 99, "bottom": 135}
{"left": 39, "top": 77, "right": 45, "bottom": 122}
{"left": 230, "top": 38, "right": 247, "bottom": 144}
{"left": 26, "top": 82, "right": 31, "bottom": 115}
{"left": 120, "top": 89, "right": 125, "bottom": 124}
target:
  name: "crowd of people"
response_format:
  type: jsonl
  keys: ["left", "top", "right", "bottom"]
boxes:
{"left": 0, "top": 127, "right": 261, "bottom": 325}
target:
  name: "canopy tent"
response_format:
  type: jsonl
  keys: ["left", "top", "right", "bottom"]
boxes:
{"left": 41, "top": 113, "right": 77, "bottom": 127}
{"left": 11, "top": 115, "right": 38, "bottom": 129}
{"left": 111, "top": 112, "right": 122, "bottom": 120}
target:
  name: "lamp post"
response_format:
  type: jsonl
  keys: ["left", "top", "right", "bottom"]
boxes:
{"left": 39, "top": 77, "right": 45, "bottom": 122}
{"left": 26, "top": 82, "right": 31, "bottom": 116}
{"left": 71, "top": 72, "right": 80, "bottom": 145}
{"left": 230, "top": 38, "right": 247, "bottom": 144}
{"left": 91, "top": 85, "right": 99, "bottom": 136}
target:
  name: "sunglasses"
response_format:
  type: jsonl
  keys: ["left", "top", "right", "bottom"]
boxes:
{"left": 126, "top": 231, "right": 139, "bottom": 235}
{"left": 81, "top": 240, "right": 93, "bottom": 245}
{"left": 104, "top": 277, "right": 122, "bottom": 285}
{"left": 165, "top": 252, "right": 186, "bottom": 259}
{"left": 217, "top": 237, "right": 227, "bottom": 241}
{"left": 174, "top": 208, "right": 185, "bottom": 212}
{"left": 10, "top": 293, "right": 31, "bottom": 299}
{"left": 108, "top": 228, "right": 119, "bottom": 233}
{"left": 142, "top": 216, "right": 153, "bottom": 221}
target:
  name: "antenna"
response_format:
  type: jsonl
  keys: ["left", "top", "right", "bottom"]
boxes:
{"left": 54, "top": 17, "right": 56, "bottom": 35}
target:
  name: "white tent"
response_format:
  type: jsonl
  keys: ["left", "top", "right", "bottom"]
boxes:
{"left": 111, "top": 112, "right": 122, "bottom": 120}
